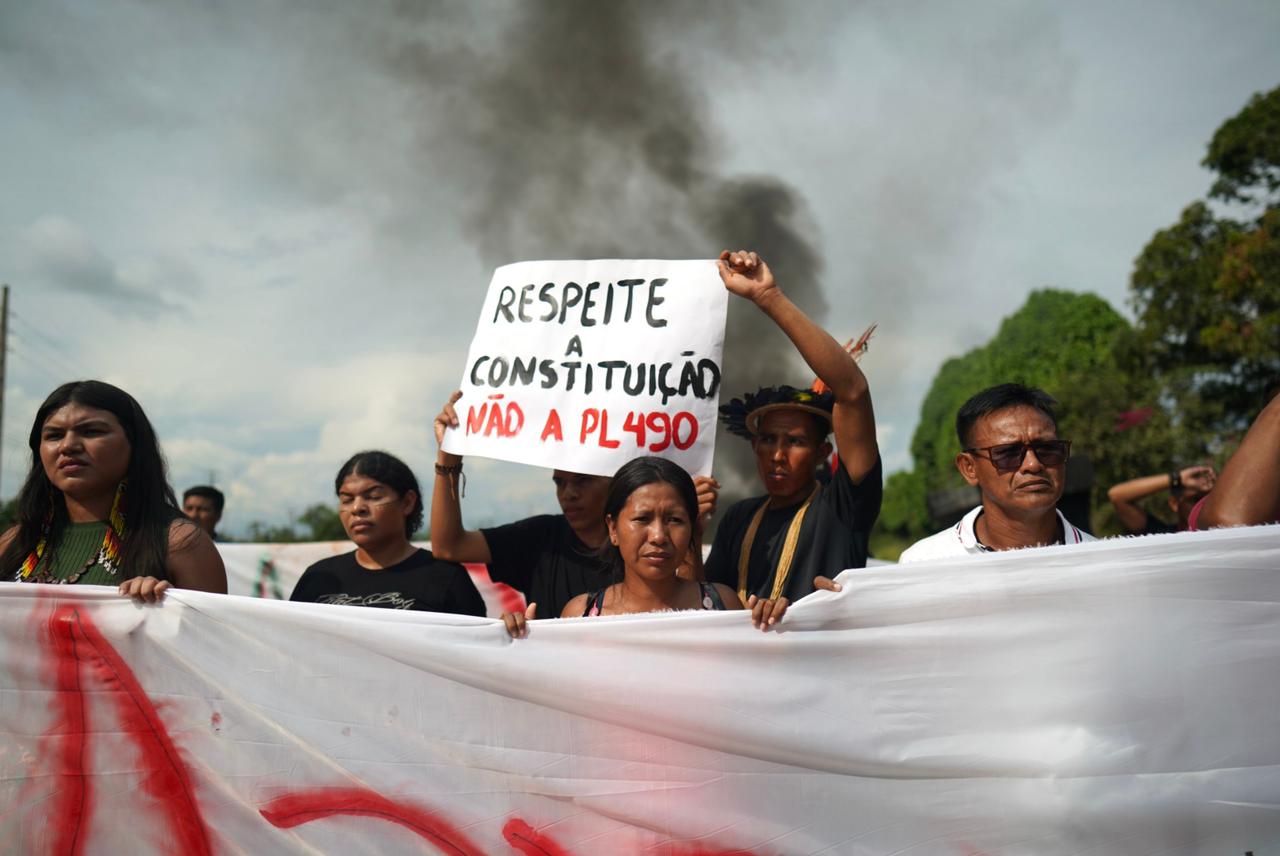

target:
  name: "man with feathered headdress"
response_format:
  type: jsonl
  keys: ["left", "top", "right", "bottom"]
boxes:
{"left": 705, "top": 250, "right": 882, "bottom": 624}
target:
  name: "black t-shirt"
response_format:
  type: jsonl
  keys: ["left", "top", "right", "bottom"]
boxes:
{"left": 481, "top": 515, "right": 616, "bottom": 619}
{"left": 289, "top": 548, "right": 485, "bottom": 616}
{"left": 705, "top": 456, "right": 883, "bottom": 601}
{"left": 1141, "top": 513, "right": 1178, "bottom": 535}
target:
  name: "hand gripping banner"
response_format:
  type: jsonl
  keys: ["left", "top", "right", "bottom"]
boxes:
{"left": 2, "top": 525, "right": 1278, "bottom": 854}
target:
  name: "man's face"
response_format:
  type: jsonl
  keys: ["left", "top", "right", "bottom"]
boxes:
{"left": 183, "top": 495, "right": 222, "bottom": 535}
{"left": 552, "top": 470, "right": 611, "bottom": 536}
{"left": 752, "top": 409, "right": 831, "bottom": 504}
{"left": 956, "top": 405, "right": 1066, "bottom": 518}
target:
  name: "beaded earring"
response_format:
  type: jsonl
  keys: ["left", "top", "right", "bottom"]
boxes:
{"left": 17, "top": 505, "right": 54, "bottom": 580}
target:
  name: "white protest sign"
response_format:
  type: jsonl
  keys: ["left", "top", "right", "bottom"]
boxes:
{"left": 442, "top": 259, "right": 727, "bottom": 476}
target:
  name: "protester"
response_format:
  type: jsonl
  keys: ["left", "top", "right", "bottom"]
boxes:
{"left": 290, "top": 451, "right": 484, "bottom": 615}
{"left": 431, "top": 392, "right": 718, "bottom": 622}
{"left": 1188, "top": 391, "right": 1280, "bottom": 530}
{"left": 703, "top": 250, "right": 882, "bottom": 616}
{"left": 897, "top": 383, "right": 1094, "bottom": 562}
{"left": 182, "top": 485, "right": 225, "bottom": 540}
{"left": 1, "top": 380, "right": 227, "bottom": 600}
{"left": 1107, "top": 466, "right": 1216, "bottom": 534}
{"left": 539, "top": 456, "right": 760, "bottom": 631}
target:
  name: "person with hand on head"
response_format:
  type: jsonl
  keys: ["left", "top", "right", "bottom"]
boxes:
{"left": 704, "top": 250, "right": 882, "bottom": 622}
{"left": 182, "top": 485, "right": 225, "bottom": 541}
{"left": 1107, "top": 465, "right": 1216, "bottom": 534}
{"left": 897, "top": 383, "right": 1093, "bottom": 563}
{"left": 290, "top": 450, "right": 484, "bottom": 615}
{"left": 555, "top": 455, "right": 778, "bottom": 629}
{"left": 1188, "top": 389, "right": 1280, "bottom": 530}
{"left": 431, "top": 391, "right": 719, "bottom": 630}
{"left": 1, "top": 380, "right": 227, "bottom": 601}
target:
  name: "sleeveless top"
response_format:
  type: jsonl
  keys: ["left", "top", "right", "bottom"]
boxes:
{"left": 582, "top": 582, "right": 727, "bottom": 617}
{"left": 18, "top": 521, "right": 120, "bottom": 586}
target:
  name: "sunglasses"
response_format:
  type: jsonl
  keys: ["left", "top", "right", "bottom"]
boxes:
{"left": 965, "top": 439, "right": 1071, "bottom": 473}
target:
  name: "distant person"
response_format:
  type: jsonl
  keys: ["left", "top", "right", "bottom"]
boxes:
{"left": 1107, "top": 466, "right": 1216, "bottom": 534}
{"left": 182, "top": 485, "right": 224, "bottom": 541}
{"left": 431, "top": 393, "right": 718, "bottom": 621}
{"left": 1, "top": 380, "right": 227, "bottom": 600}
{"left": 1188, "top": 390, "right": 1280, "bottom": 530}
{"left": 290, "top": 451, "right": 484, "bottom": 615}
{"left": 704, "top": 250, "right": 882, "bottom": 616}
{"left": 897, "top": 384, "right": 1094, "bottom": 562}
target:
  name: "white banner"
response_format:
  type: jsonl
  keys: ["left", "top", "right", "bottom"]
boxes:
{"left": 3, "top": 525, "right": 1279, "bottom": 854}
{"left": 442, "top": 259, "right": 728, "bottom": 477}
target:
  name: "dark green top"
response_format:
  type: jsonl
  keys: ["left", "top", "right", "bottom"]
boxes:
{"left": 42, "top": 521, "right": 119, "bottom": 586}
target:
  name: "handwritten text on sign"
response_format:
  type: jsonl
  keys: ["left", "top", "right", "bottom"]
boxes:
{"left": 443, "top": 260, "right": 727, "bottom": 476}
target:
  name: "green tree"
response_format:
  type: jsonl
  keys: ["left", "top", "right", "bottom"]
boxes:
{"left": 296, "top": 504, "right": 347, "bottom": 541}
{"left": 246, "top": 521, "right": 301, "bottom": 543}
{"left": 909, "top": 289, "right": 1129, "bottom": 494}
{"left": 875, "top": 290, "right": 1178, "bottom": 545}
{"left": 1129, "top": 85, "right": 1280, "bottom": 446}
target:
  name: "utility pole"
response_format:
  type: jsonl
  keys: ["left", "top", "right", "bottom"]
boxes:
{"left": 0, "top": 285, "right": 8, "bottom": 499}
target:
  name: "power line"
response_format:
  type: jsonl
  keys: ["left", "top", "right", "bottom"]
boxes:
{"left": 7, "top": 327, "right": 85, "bottom": 384}
{"left": 8, "top": 342, "right": 72, "bottom": 390}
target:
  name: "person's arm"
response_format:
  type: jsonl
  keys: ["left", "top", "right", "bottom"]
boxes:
{"left": 1107, "top": 466, "right": 1215, "bottom": 533}
{"left": 431, "top": 390, "right": 493, "bottom": 563}
{"left": 1200, "top": 396, "right": 1280, "bottom": 528}
{"left": 717, "top": 250, "right": 878, "bottom": 483}
{"left": 715, "top": 583, "right": 744, "bottom": 611}
{"left": 121, "top": 519, "right": 229, "bottom": 602}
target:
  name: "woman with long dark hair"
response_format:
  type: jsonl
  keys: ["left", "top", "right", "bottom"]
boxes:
{"left": 1, "top": 380, "right": 226, "bottom": 600}
{"left": 549, "top": 457, "right": 775, "bottom": 624}
{"left": 290, "top": 450, "right": 485, "bottom": 616}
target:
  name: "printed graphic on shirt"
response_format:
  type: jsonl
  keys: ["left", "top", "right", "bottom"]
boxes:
{"left": 316, "top": 592, "right": 415, "bottom": 610}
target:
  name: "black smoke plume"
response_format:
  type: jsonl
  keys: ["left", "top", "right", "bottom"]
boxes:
{"left": 386, "top": 0, "right": 829, "bottom": 495}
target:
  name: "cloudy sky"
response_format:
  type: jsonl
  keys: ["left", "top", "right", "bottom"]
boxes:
{"left": 3, "top": 1, "right": 1278, "bottom": 535}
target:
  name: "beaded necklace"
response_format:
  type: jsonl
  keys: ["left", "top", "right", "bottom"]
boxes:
{"left": 17, "top": 481, "right": 127, "bottom": 585}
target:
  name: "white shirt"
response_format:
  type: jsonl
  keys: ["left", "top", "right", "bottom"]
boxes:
{"left": 898, "top": 505, "right": 1095, "bottom": 564}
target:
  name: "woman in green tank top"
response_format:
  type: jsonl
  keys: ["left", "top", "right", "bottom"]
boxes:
{"left": 1, "top": 381, "right": 226, "bottom": 600}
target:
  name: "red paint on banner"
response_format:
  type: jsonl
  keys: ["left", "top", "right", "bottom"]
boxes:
{"left": 502, "top": 818, "right": 573, "bottom": 856}
{"left": 259, "top": 787, "right": 487, "bottom": 855}
{"left": 22, "top": 600, "right": 765, "bottom": 856}
{"left": 39, "top": 604, "right": 214, "bottom": 856}
{"left": 45, "top": 603, "right": 92, "bottom": 856}
{"left": 465, "top": 563, "right": 527, "bottom": 614}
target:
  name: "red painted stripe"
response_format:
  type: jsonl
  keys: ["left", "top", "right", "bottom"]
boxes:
{"left": 47, "top": 607, "right": 91, "bottom": 856}
{"left": 259, "top": 787, "right": 487, "bottom": 856}
{"left": 502, "top": 818, "right": 572, "bottom": 856}
{"left": 51, "top": 605, "right": 213, "bottom": 856}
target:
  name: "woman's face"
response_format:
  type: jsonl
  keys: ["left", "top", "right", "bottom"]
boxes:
{"left": 337, "top": 473, "right": 414, "bottom": 548}
{"left": 39, "top": 404, "right": 132, "bottom": 498}
{"left": 606, "top": 481, "right": 693, "bottom": 581}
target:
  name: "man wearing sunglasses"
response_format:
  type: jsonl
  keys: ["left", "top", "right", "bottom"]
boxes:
{"left": 898, "top": 383, "right": 1093, "bottom": 563}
